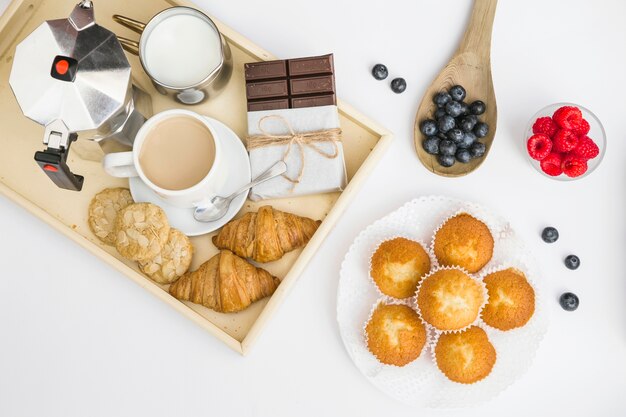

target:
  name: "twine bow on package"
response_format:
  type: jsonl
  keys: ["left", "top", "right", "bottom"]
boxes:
{"left": 244, "top": 54, "right": 347, "bottom": 201}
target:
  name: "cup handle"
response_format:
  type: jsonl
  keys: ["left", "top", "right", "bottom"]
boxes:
{"left": 112, "top": 14, "right": 147, "bottom": 34}
{"left": 103, "top": 152, "right": 139, "bottom": 178}
{"left": 117, "top": 36, "right": 140, "bottom": 55}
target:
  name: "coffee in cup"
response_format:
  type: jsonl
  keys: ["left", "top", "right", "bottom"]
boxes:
{"left": 103, "top": 109, "right": 227, "bottom": 208}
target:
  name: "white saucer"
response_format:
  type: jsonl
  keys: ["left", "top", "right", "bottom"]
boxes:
{"left": 129, "top": 117, "right": 251, "bottom": 236}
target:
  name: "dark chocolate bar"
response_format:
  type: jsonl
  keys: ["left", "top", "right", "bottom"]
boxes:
{"left": 245, "top": 54, "right": 336, "bottom": 111}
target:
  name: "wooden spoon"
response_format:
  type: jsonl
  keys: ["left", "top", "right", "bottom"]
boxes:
{"left": 414, "top": 0, "right": 498, "bottom": 177}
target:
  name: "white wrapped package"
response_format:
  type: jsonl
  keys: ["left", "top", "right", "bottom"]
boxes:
{"left": 246, "top": 105, "right": 347, "bottom": 201}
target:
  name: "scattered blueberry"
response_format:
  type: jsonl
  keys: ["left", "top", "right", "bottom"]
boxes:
{"left": 447, "top": 128, "right": 464, "bottom": 143}
{"left": 470, "top": 142, "right": 486, "bottom": 158}
{"left": 541, "top": 227, "right": 559, "bottom": 243}
{"left": 437, "top": 115, "right": 456, "bottom": 133}
{"left": 456, "top": 148, "right": 471, "bottom": 163}
{"left": 460, "top": 116, "right": 477, "bottom": 133}
{"left": 371, "top": 64, "right": 388, "bottom": 80}
{"left": 422, "top": 137, "right": 440, "bottom": 155}
{"left": 420, "top": 119, "right": 438, "bottom": 136}
{"left": 445, "top": 101, "right": 463, "bottom": 118}
{"left": 435, "top": 108, "right": 447, "bottom": 120}
{"left": 559, "top": 292, "right": 579, "bottom": 311}
{"left": 470, "top": 100, "right": 486, "bottom": 115}
{"left": 437, "top": 154, "right": 456, "bottom": 167}
{"left": 390, "top": 77, "right": 406, "bottom": 94}
{"left": 434, "top": 92, "right": 452, "bottom": 108}
{"left": 457, "top": 132, "right": 477, "bottom": 149}
{"left": 449, "top": 85, "right": 466, "bottom": 102}
{"left": 439, "top": 140, "right": 457, "bottom": 156}
{"left": 564, "top": 255, "right": 580, "bottom": 270}
{"left": 474, "top": 122, "right": 489, "bottom": 138}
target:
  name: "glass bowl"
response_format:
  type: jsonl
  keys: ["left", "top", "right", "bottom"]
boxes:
{"left": 524, "top": 102, "right": 606, "bottom": 181}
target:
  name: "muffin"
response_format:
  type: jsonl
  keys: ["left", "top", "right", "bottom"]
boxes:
{"left": 435, "top": 326, "right": 496, "bottom": 384}
{"left": 482, "top": 268, "right": 535, "bottom": 331}
{"left": 416, "top": 268, "right": 485, "bottom": 331}
{"left": 370, "top": 237, "right": 432, "bottom": 298}
{"left": 365, "top": 303, "right": 427, "bottom": 366}
{"left": 433, "top": 213, "right": 494, "bottom": 273}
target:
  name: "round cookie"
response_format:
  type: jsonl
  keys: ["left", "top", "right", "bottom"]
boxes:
{"left": 365, "top": 303, "right": 427, "bottom": 366}
{"left": 433, "top": 213, "right": 494, "bottom": 273}
{"left": 416, "top": 268, "right": 485, "bottom": 331}
{"left": 139, "top": 228, "right": 193, "bottom": 284}
{"left": 115, "top": 203, "right": 170, "bottom": 262}
{"left": 435, "top": 326, "right": 496, "bottom": 384}
{"left": 482, "top": 268, "right": 535, "bottom": 331}
{"left": 88, "top": 188, "right": 134, "bottom": 245}
{"left": 370, "top": 237, "right": 432, "bottom": 299}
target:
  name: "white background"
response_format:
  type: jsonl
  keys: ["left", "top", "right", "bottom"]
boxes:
{"left": 1, "top": 0, "right": 625, "bottom": 416}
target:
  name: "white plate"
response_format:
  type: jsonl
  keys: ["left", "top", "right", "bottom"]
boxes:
{"left": 337, "top": 196, "right": 549, "bottom": 408}
{"left": 129, "top": 116, "right": 251, "bottom": 236}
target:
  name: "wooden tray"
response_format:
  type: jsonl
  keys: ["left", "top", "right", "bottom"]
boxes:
{"left": 0, "top": 0, "right": 393, "bottom": 354}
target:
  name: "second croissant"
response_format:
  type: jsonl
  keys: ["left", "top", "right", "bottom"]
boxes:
{"left": 212, "top": 206, "right": 321, "bottom": 263}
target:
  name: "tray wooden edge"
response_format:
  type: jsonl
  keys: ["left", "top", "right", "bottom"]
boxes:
{"left": 0, "top": 0, "right": 395, "bottom": 355}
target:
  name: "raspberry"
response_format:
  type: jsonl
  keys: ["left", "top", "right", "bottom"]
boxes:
{"left": 526, "top": 134, "right": 553, "bottom": 160}
{"left": 562, "top": 154, "right": 588, "bottom": 178}
{"left": 552, "top": 129, "right": 579, "bottom": 153}
{"left": 571, "top": 135, "right": 599, "bottom": 160}
{"left": 532, "top": 117, "right": 558, "bottom": 138}
{"left": 572, "top": 118, "right": 590, "bottom": 136}
{"left": 540, "top": 152, "right": 563, "bottom": 176}
{"left": 553, "top": 106, "right": 583, "bottom": 130}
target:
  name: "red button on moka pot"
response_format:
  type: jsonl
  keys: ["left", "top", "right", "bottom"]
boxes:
{"left": 50, "top": 55, "right": 77, "bottom": 82}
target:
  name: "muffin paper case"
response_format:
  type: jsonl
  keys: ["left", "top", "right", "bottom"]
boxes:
{"left": 362, "top": 298, "right": 432, "bottom": 369}
{"left": 412, "top": 265, "right": 488, "bottom": 335}
{"left": 477, "top": 263, "right": 544, "bottom": 334}
{"left": 367, "top": 235, "right": 437, "bottom": 301}
{"left": 337, "top": 195, "right": 549, "bottom": 408}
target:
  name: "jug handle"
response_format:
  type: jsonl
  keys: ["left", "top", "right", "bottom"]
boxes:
{"left": 113, "top": 14, "right": 146, "bottom": 34}
{"left": 117, "top": 36, "right": 140, "bottom": 55}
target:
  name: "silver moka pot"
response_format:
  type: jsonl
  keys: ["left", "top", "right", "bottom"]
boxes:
{"left": 9, "top": 0, "right": 152, "bottom": 191}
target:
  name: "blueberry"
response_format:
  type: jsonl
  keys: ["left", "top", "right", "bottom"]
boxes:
{"left": 438, "top": 115, "right": 456, "bottom": 133}
{"left": 437, "top": 131, "right": 448, "bottom": 140}
{"left": 460, "top": 116, "right": 477, "bottom": 132}
{"left": 447, "top": 128, "right": 464, "bottom": 143}
{"left": 470, "top": 100, "right": 486, "bottom": 115}
{"left": 434, "top": 92, "right": 452, "bottom": 108}
{"left": 564, "top": 255, "right": 580, "bottom": 270}
{"left": 439, "top": 140, "right": 457, "bottom": 156}
{"left": 541, "top": 227, "right": 559, "bottom": 243}
{"left": 437, "top": 154, "right": 456, "bottom": 167}
{"left": 559, "top": 292, "right": 579, "bottom": 311}
{"left": 371, "top": 64, "right": 388, "bottom": 80}
{"left": 449, "top": 85, "right": 466, "bottom": 102}
{"left": 390, "top": 77, "right": 406, "bottom": 94}
{"left": 470, "top": 142, "right": 486, "bottom": 158}
{"left": 457, "top": 132, "right": 477, "bottom": 149}
{"left": 456, "top": 148, "right": 471, "bottom": 163}
{"left": 434, "top": 108, "right": 447, "bottom": 120}
{"left": 420, "top": 119, "right": 438, "bottom": 136}
{"left": 422, "top": 137, "right": 440, "bottom": 155}
{"left": 445, "top": 101, "right": 463, "bottom": 118}
{"left": 460, "top": 102, "right": 470, "bottom": 116}
{"left": 474, "top": 122, "right": 489, "bottom": 138}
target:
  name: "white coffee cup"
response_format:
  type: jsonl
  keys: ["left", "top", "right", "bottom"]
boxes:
{"left": 103, "top": 109, "right": 226, "bottom": 208}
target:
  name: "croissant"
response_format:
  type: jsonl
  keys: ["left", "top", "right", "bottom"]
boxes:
{"left": 212, "top": 206, "right": 321, "bottom": 263}
{"left": 169, "top": 250, "right": 280, "bottom": 313}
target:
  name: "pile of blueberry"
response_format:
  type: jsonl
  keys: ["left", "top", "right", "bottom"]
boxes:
{"left": 419, "top": 85, "right": 490, "bottom": 168}
{"left": 541, "top": 226, "right": 581, "bottom": 312}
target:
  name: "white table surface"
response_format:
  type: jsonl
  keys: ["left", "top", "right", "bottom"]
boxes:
{"left": 1, "top": 1, "right": 625, "bottom": 416}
